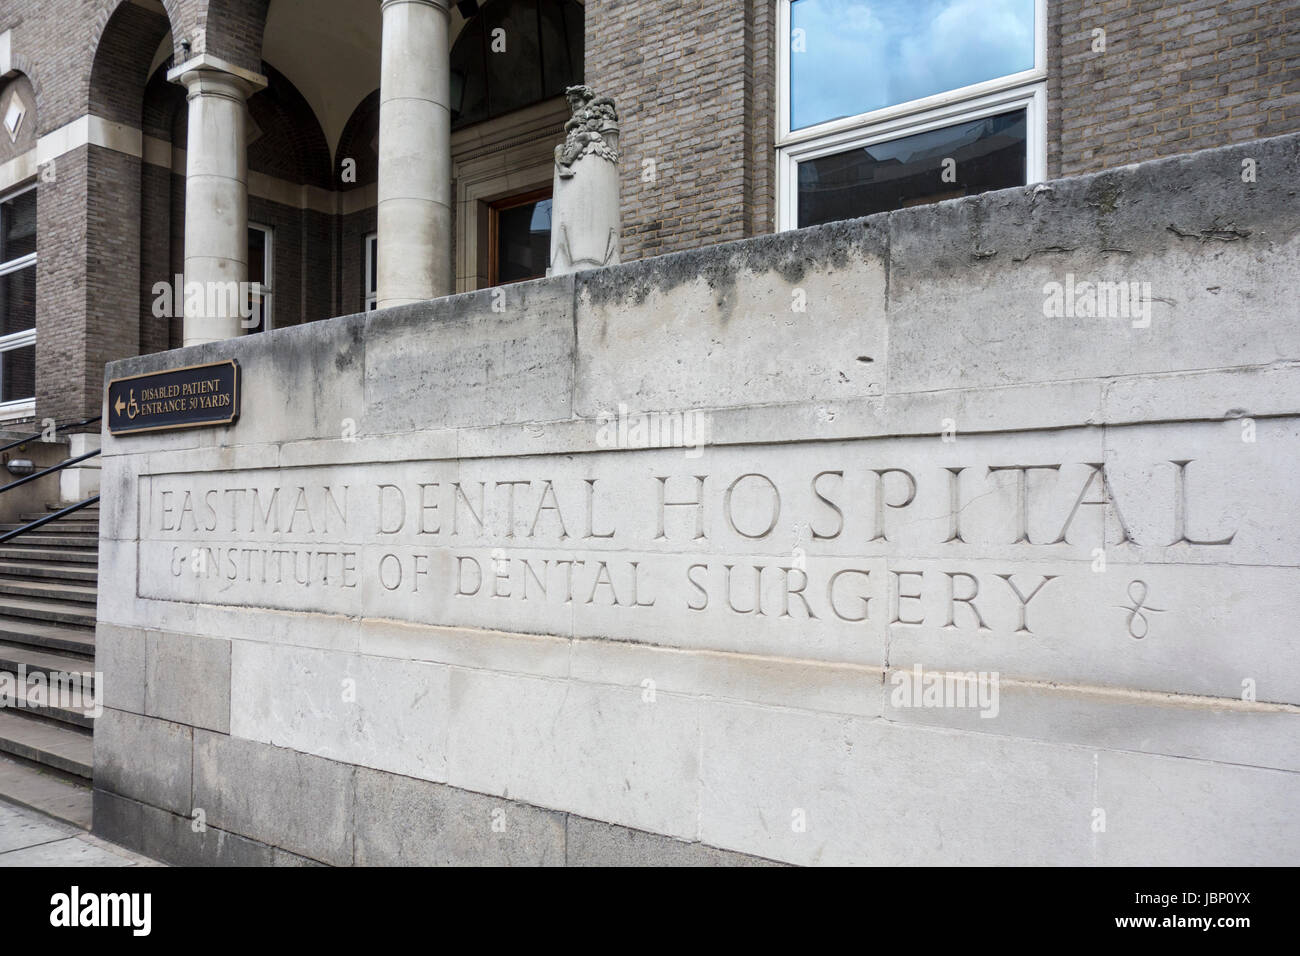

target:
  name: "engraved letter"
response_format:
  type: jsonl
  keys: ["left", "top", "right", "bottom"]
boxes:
{"left": 987, "top": 465, "right": 1061, "bottom": 544}
{"left": 944, "top": 467, "right": 966, "bottom": 544}
{"left": 944, "top": 572, "right": 988, "bottom": 630}
{"left": 528, "top": 480, "right": 570, "bottom": 539}
{"left": 891, "top": 570, "right": 925, "bottom": 625}
{"left": 871, "top": 469, "right": 917, "bottom": 542}
{"left": 455, "top": 555, "right": 482, "bottom": 596}
{"left": 655, "top": 475, "right": 708, "bottom": 540}
{"left": 584, "top": 478, "right": 616, "bottom": 539}
{"left": 1051, "top": 464, "right": 1134, "bottom": 545}
{"left": 377, "top": 484, "right": 406, "bottom": 534}
{"left": 780, "top": 567, "right": 818, "bottom": 619}
{"left": 1169, "top": 460, "right": 1236, "bottom": 546}
{"left": 417, "top": 483, "right": 440, "bottom": 534}
{"left": 724, "top": 473, "right": 781, "bottom": 540}
{"left": 828, "top": 569, "right": 871, "bottom": 622}
{"left": 686, "top": 563, "right": 710, "bottom": 611}
{"left": 811, "top": 470, "right": 844, "bottom": 540}
{"left": 996, "top": 573, "right": 1057, "bottom": 634}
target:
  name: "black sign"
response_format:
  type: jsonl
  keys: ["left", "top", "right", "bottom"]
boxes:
{"left": 107, "top": 360, "right": 240, "bottom": 435}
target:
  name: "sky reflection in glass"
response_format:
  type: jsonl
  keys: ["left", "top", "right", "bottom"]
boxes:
{"left": 790, "top": 0, "right": 1036, "bottom": 130}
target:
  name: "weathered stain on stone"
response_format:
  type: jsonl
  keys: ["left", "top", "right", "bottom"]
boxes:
{"left": 1166, "top": 222, "right": 1252, "bottom": 242}
{"left": 578, "top": 216, "right": 887, "bottom": 307}
{"left": 334, "top": 323, "right": 364, "bottom": 372}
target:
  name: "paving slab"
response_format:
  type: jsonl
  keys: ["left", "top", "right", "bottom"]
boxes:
{"left": 0, "top": 795, "right": 161, "bottom": 867}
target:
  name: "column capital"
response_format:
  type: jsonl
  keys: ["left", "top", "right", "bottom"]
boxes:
{"left": 379, "top": 0, "right": 452, "bottom": 12}
{"left": 167, "top": 53, "right": 267, "bottom": 100}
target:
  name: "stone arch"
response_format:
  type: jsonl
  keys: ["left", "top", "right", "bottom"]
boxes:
{"left": 142, "top": 64, "right": 188, "bottom": 142}
{"left": 88, "top": 0, "right": 175, "bottom": 125}
{"left": 0, "top": 74, "right": 39, "bottom": 163}
{"left": 336, "top": 90, "right": 381, "bottom": 191}
{"left": 4, "top": 54, "right": 44, "bottom": 116}
{"left": 248, "top": 64, "right": 333, "bottom": 190}
{"left": 190, "top": 0, "right": 272, "bottom": 74}
{"left": 449, "top": 0, "right": 584, "bottom": 130}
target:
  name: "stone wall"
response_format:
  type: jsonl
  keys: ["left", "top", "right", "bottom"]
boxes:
{"left": 91, "top": 133, "right": 1300, "bottom": 866}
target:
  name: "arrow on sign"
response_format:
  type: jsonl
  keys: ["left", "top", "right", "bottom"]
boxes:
{"left": 114, "top": 396, "right": 125, "bottom": 415}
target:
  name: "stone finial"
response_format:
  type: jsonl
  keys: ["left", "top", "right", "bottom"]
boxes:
{"left": 554, "top": 84, "right": 620, "bottom": 179}
{"left": 548, "top": 85, "right": 623, "bottom": 275}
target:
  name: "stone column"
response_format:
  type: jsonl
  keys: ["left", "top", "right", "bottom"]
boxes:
{"left": 376, "top": 0, "right": 453, "bottom": 308}
{"left": 169, "top": 56, "right": 266, "bottom": 347}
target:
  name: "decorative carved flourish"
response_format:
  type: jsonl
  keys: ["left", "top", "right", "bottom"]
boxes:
{"left": 551, "top": 224, "right": 619, "bottom": 270}
{"left": 1116, "top": 579, "right": 1165, "bottom": 640}
{"left": 555, "top": 84, "right": 620, "bottom": 178}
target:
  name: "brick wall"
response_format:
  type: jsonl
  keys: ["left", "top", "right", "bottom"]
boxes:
{"left": 190, "top": 0, "right": 270, "bottom": 73}
{"left": 138, "top": 162, "right": 174, "bottom": 356}
{"left": 88, "top": 3, "right": 170, "bottom": 126}
{"left": 34, "top": 143, "right": 87, "bottom": 422}
{"left": 585, "top": 0, "right": 771, "bottom": 261}
{"left": 1053, "top": 0, "right": 1300, "bottom": 177}
{"left": 83, "top": 145, "right": 142, "bottom": 417}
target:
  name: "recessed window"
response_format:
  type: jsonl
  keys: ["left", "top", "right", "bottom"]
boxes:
{"left": 449, "top": 0, "right": 584, "bottom": 130}
{"left": 488, "top": 189, "right": 552, "bottom": 285}
{"left": 778, "top": 0, "right": 1045, "bottom": 229}
{"left": 247, "top": 224, "right": 273, "bottom": 333}
{"left": 0, "top": 185, "right": 36, "bottom": 412}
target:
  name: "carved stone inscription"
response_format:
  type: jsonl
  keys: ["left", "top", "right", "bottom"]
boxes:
{"left": 135, "top": 426, "right": 1294, "bottom": 667}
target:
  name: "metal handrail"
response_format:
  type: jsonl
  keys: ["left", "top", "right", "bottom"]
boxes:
{"left": 0, "top": 418, "right": 106, "bottom": 542}
{"left": 0, "top": 415, "right": 102, "bottom": 456}
{"left": 0, "top": 494, "right": 99, "bottom": 544}
{"left": 0, "top": 448, "right": 100, "bottom": 497}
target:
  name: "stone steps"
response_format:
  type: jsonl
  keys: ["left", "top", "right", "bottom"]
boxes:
{"left": 0, "top": 502, "right": 100, "bottom": 826}
{"left": 0, "top": 595, "right": 96, "bottom": 628}
{"left": 0, "top": 577, "right": 98, "bottom": 605}
{"left": 0, "top": 641, "right": 96, "bottom": 685}
{"left": 0, "top": 561, "right": 99, "bottom": 585}
{"left": 0, "top": 616, "right": 94, "bottom": 656}
{"left": 0, "top": 754, "right": 92, "bottom": 829}
{"left": 0, "top": 535, "right": 99, "bottom": 548}
{"left": 0, "top": 710, "right": 93, "bottom": 780}
{"left": 0, "top": 546, "right": 98, "bottom": 565}
{"left": 0, "top": 522, "right": 100, "bottom": 534}
{"left": 3, "top": 679, "right": 96, "bottom": 729}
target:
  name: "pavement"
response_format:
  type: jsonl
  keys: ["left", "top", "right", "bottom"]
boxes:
{"left": 0, "top": 794, "right": 162, "bottom": 867}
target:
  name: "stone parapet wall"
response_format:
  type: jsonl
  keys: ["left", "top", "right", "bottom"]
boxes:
{"left": 94, "top": 133, "right": 1300, "bottom": 866}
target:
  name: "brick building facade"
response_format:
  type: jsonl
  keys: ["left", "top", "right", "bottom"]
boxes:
{"left": 0, "top": 0, "right": 1295, "bottom": 422}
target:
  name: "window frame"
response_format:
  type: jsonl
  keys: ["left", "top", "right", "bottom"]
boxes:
{"left": 247, "top": 222, "right": 274, "bottom": 332}
{"left": 364, "top": 232, "right": 378, "bottom": 311}
{"left": 775, "top": 0, "right": 1048, "bottom": 231}
{"left": 0, "top": 181, "right": 37, "bottom": 418}
{"left": 486, "top": 186, "right": 553, "bottom": 286}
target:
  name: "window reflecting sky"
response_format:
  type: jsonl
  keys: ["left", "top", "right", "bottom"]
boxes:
{"left": 790, "top": 0, "right": 1035, "bottom": 130}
